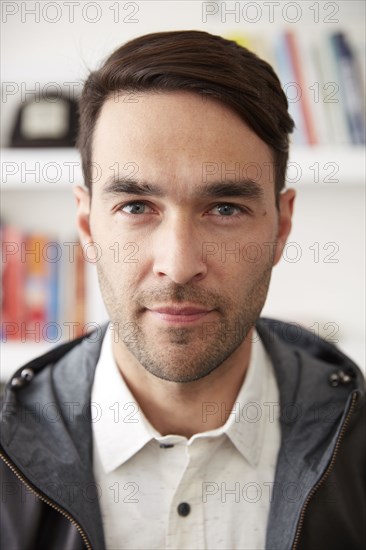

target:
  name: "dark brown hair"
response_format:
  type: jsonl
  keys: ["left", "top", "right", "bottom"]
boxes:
{"left": 77, "top": 30, "right": 294, "bottom": 202}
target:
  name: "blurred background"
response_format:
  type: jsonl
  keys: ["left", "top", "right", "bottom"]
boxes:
{"left": 1, "top": 0, "right": 365, "bottom": 387}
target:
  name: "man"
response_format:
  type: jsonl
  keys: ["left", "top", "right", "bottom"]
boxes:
{"left": 1, "top": 30, "right": 365, "bottom": 550}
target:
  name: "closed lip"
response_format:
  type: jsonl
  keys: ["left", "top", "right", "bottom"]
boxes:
{"left": 147, "top": 305, "right": 213, "bottom": 315}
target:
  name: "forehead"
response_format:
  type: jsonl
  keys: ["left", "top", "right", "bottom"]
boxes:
{"left": 92, "top": 91, "right": 274, "bottom": 196}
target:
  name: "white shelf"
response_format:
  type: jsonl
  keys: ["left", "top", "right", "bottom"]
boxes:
{"left": 1, "top": 146, "right": 365, "bottom": 189}
{"left": 1, "top": 148, "right": 83, "bottom": 189}
{"left": 288, "top": 146, "right": 365, "bottom": 187}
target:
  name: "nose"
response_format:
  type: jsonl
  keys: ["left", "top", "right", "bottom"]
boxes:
{"left": 152, "top": 214, "right": 208, "bottom": 284}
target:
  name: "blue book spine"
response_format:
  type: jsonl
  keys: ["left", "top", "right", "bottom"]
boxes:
{"left": 331, "top": 32, "right": 366, "bottom": 145}
{"left": 46, "top": 242, "right": 59, "bottom": 341}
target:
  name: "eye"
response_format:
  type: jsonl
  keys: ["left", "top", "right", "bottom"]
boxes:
{"left": 209, "top": 203, "right": 246, "bottom": 217}
{"left": 119, "top": 201, "right": 152, "bottom": 215}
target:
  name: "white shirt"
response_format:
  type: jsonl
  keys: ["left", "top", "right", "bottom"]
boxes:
{"left": 91, "top": 325, "right": 281, "bottom": 550}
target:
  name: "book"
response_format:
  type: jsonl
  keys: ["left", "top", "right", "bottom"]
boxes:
{"left": 1, "top": 225, "right": 25, "bottom": 340}
{"left": 1, "top": 227, "right": 86, "bottom": 343}
{"left": 331, "top": 32, "right": 366, "bottom": 144}
{"left": 272, "top": 31, "right": 307, "bottom": 145}
{"left": 220, "top": 28, "right": 365, "bottom": 147}
{"left": 313, "top": 32, "right": 352, "bottom": 144}
{"left": 285, "top": 31, "right": 318, "bottom": 145}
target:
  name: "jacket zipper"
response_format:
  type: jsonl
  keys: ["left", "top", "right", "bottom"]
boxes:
{"left": 291, "top": 391, "right": 358, "bottom": 550}
{"left": 0, "top": 451, "right": 92, "bottom": 550}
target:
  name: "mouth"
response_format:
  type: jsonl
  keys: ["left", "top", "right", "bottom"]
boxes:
{"left": 145, "top": 304, "right": 215, "bottom": 324}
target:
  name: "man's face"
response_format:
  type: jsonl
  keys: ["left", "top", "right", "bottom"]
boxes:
{"left": 76, "top": 91, "right": 294, "bottom": 383}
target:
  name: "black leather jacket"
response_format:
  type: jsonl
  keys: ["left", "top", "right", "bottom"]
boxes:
{"left": 1, "top": 319, "right": 365, "bottom": 549}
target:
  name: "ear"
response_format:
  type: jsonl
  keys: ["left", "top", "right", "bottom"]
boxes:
{"left": 73, "top": 185, "right": 92, "bottom": 246}
{"left": 273, "top": 188, "right": 296, "bottom": 266}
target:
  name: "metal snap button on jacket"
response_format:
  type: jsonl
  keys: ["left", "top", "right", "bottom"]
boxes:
{"left": 329, "top": 369, "right": 354, "bottom": 387}
{"left": 10, "top": 368, "right": 34, "bottom": 388}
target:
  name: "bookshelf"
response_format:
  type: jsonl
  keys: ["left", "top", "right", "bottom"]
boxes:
{"left": 0, "top": 147, "right": 109, "bottom": 382}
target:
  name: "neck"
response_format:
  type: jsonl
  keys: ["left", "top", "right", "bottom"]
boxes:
{"left": 112, "top": 328, "right": 254, "bottom": 438}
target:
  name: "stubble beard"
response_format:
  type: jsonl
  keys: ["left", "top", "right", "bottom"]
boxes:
{"left": 96, "top": 258, "right": 273, "bottom": 383}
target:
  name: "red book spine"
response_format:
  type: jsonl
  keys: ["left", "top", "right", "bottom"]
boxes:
{"left": 286, "top": 31, "right": 318, "bottom": 145}
{"left": 1, "top": 226, "right": 26, "bottom": 340}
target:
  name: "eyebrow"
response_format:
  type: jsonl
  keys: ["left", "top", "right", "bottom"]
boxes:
{"left": 102, "top": 177, "right": 264, "bottom": 201}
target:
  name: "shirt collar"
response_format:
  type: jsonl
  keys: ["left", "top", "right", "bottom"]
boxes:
{"left": 92, "top": 325, "right": 160, "bottom": 474}
{"left": 92, "top": 325, "right": 271, "bottom": 473}
{"left": 224, "top": 330, "right": 270, "bottom": 467}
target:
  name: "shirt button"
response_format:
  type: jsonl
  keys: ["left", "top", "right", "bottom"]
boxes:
{"left": 177, "top": 502, "right": 191, "bottom": 517}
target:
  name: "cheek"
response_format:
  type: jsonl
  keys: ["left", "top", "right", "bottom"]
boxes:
{"left": 208, "top": 247, "right": 270, "bottom": 289}
{"left": 207, "top": 223, "right": 277, "bottom": 272}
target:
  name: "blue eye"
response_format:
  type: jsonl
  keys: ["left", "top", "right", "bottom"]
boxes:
{"left": 121, "top": 201, "right": 148, "bottom": 214}
{"left": 213, "top": 204, "right": 242, "bottom": 216}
